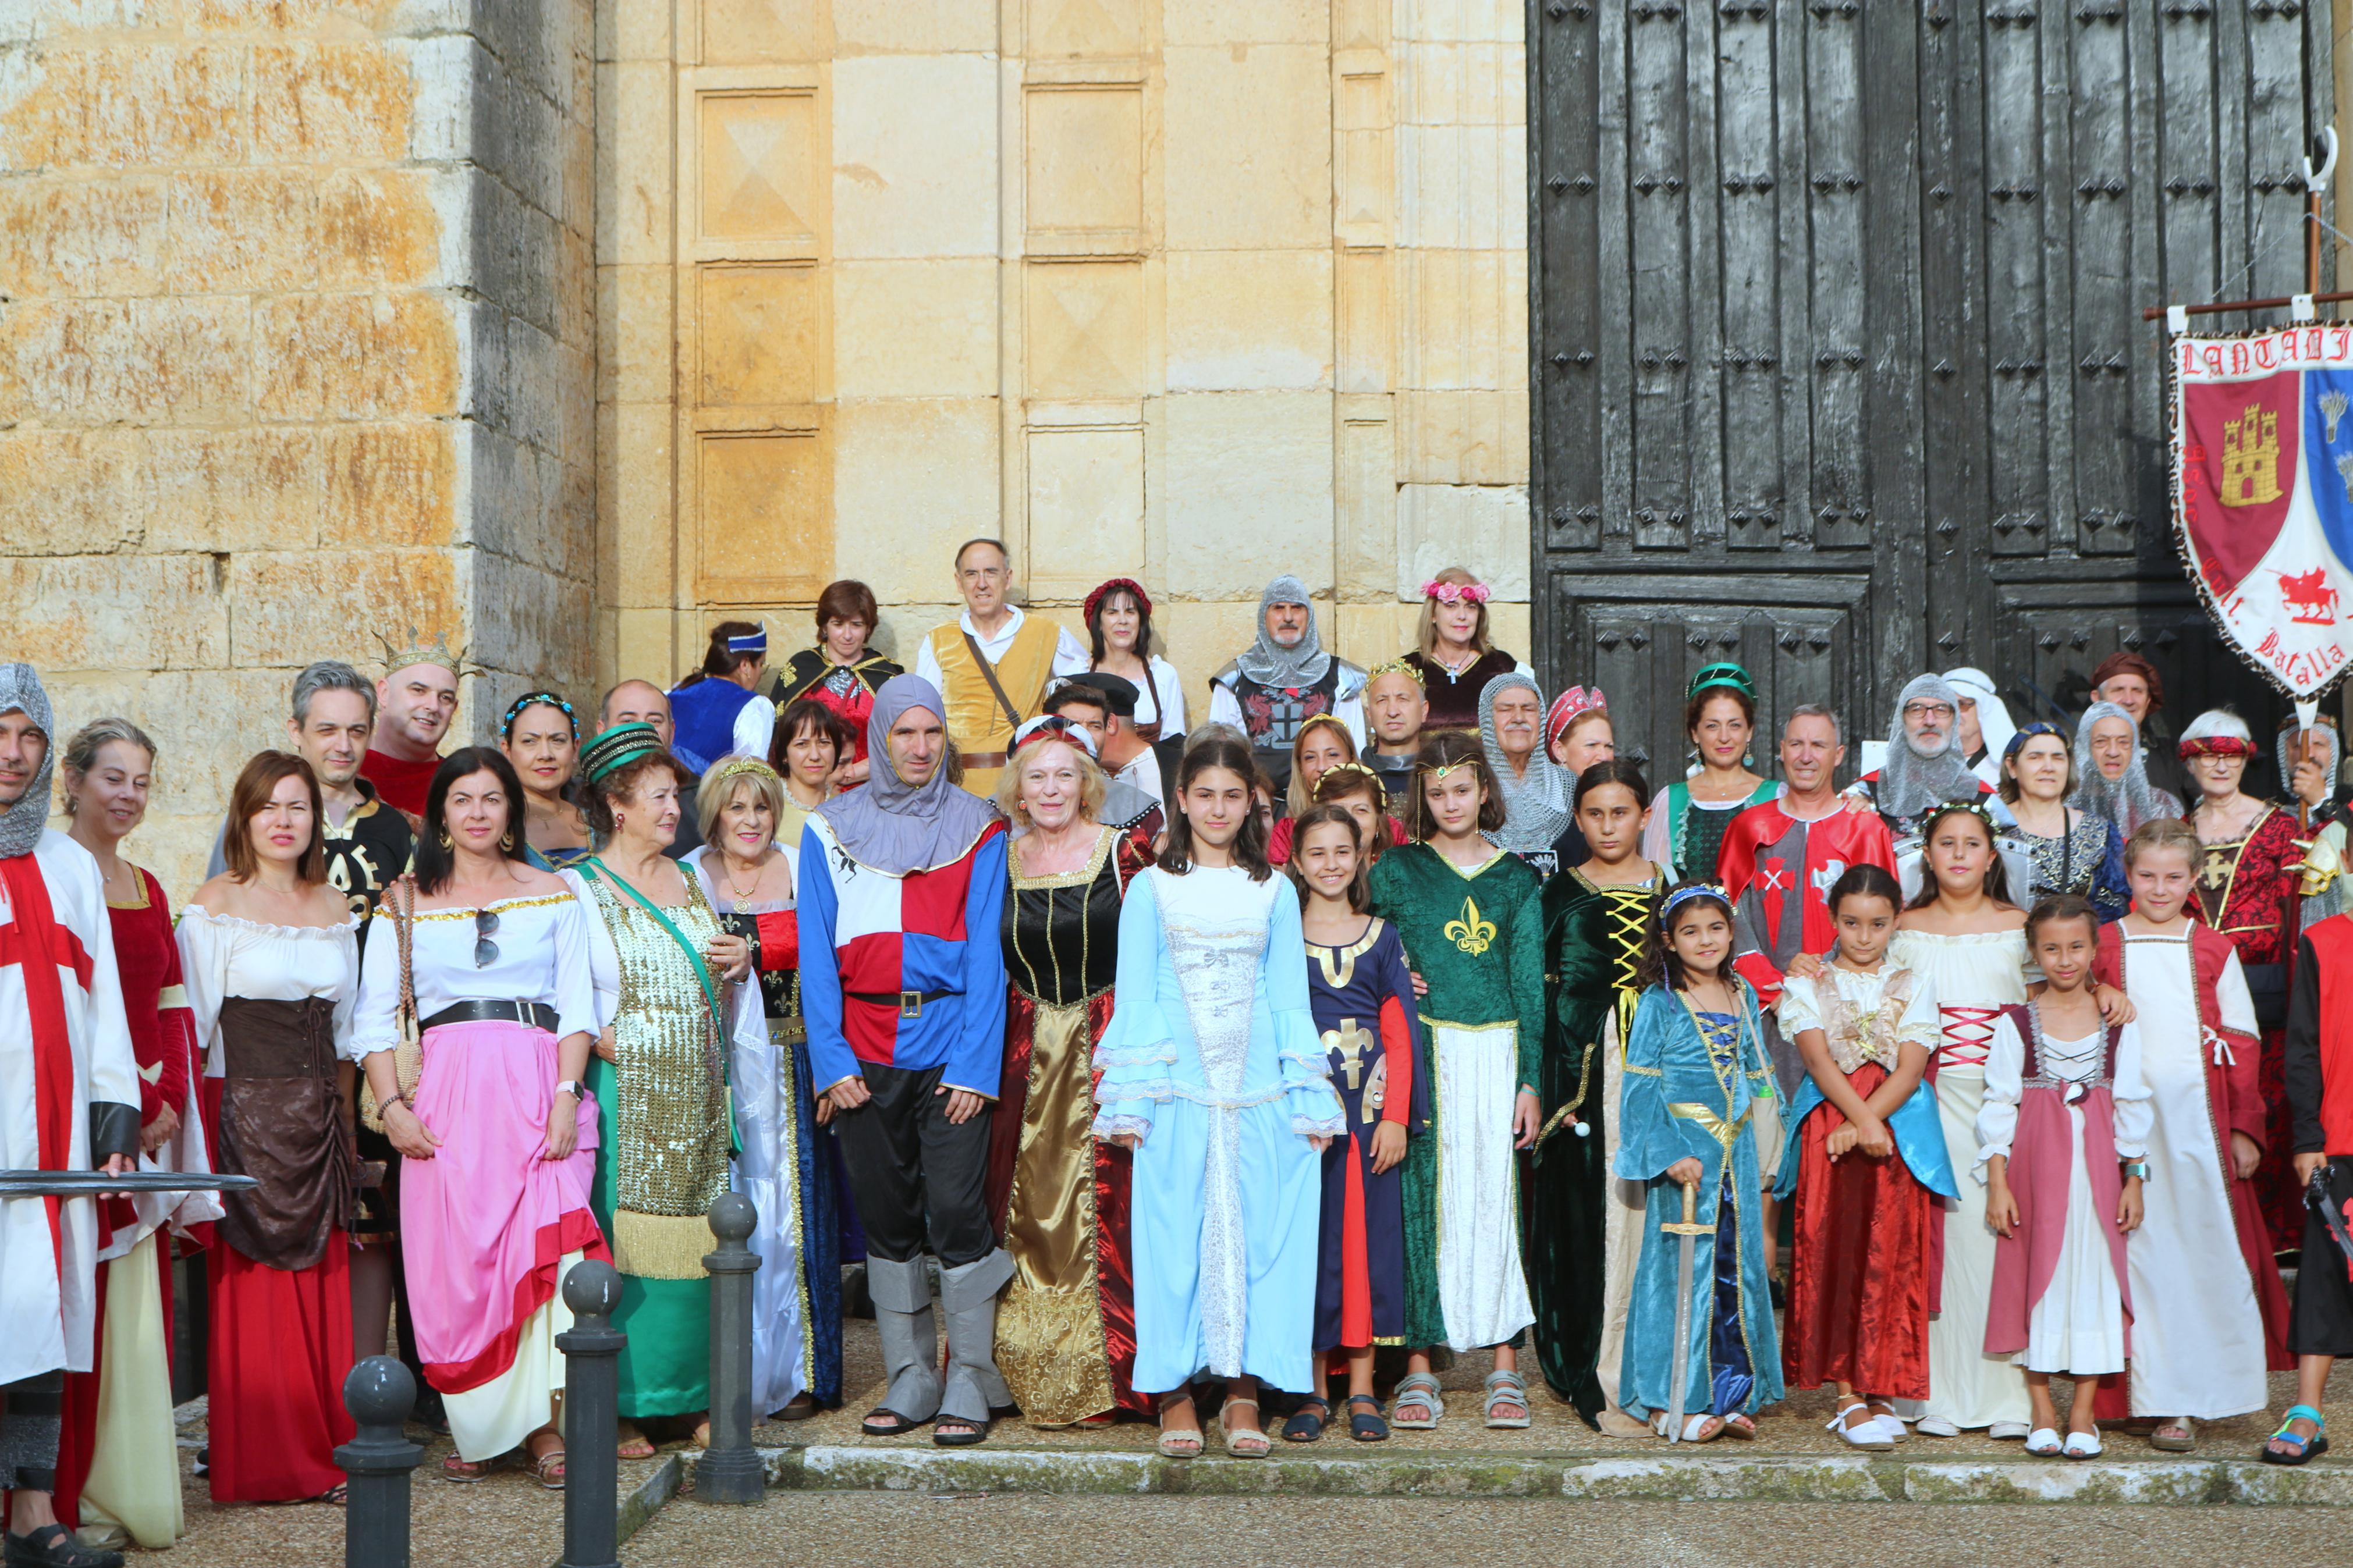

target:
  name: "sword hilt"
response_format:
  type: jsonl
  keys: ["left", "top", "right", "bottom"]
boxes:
{"left": 1661, "top": 1178, "right": 1710, "bottom": 1235}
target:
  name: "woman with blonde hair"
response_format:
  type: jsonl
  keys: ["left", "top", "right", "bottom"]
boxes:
{"left": 1399, "top": 567, "right": 1531, "bottom": 731}
{"left": 984, "top": 717, "right": 1156, "bottom": 1427}
{"left": 1268, "top": 714, "right": 1362, "bottom": 863}
{"left": 685, "top": 758, "right": 839, "bottom": 1420}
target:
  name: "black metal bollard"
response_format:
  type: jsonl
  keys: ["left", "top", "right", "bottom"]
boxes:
{"left": 558, "top": 1259, "right": 627, "bottom": 1568}
{"left": 697, "top": 1190, "right": 765, "bottom": 1504}
{"left": 337, "top": 1356, "right": 424, "bottom": 1568}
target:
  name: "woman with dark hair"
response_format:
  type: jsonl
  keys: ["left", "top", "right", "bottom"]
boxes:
{"left": 559, "top": 725, "right": 760, "bottom": 1456}
{"left": 352, "top": 748, "right": 602, "bottom": 1485}
{"left": 1083, "top": 577, "right": 1185, "bottom": 742}
{"left": 666, "top": 620, "right": 778, "bottom": 777}
{"left": 501, "top": 692, "right": 592, "bottom": 870}
{"left": 1998, "top": 723, "right": 2126, "bottom": 920}
{"left": 774, "top": 581, "right": 902, "bottom": 786}
{"left": 1094, "top": 734, "right": 1341, "bottom": 1458}
{"left": 1641, "top": 663, "right": 1776, "bottom": 881}
{"left": 180, "top": 753, "right": 361, "bottom": 1504}
{"left": 1370, "top": 731, "right": 1545, "bottom": 1430}
{"left": 768, "top": 697, "right": 853, "bottom": 861}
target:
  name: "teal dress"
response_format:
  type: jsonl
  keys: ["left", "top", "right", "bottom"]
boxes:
{"left": 1614, "top": 983, "right": 1784, "bottom": 1423}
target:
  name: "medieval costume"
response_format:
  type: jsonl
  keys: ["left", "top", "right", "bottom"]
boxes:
{"left": 669, "top": 634, "right": 776, "bottom": 778}
{"left": 1081, "top": 579, "right": 1188, "bottom": 743}
{"left": 1772, "top": 966, "right": 1956, "bottom": 1400}
{"left": 1207, "top": 576, "right": 1368, "bottom": 795}
{"left": 1614, "top": 980, "right": 1785, "bottom": 1428}
{"left": 1303, "top": 917, "right": 1428, "bottom": 1358}
{"left": 1530, "top": 865, "right": 1659, "bottom": 1422}
{"left": 774, "top": 645, "right": 903, "bottom": 775}
{"left": 986, "top": 824, "right": 1152, "bottom": 1427}
{"left": 1943, "top": 667, "right": 2018, "bottom": 790}
{"left": 800, "top": 675, "right": 1017, "bottom": 1435}
{"left": 2285, "top": 915, "right": 2353, "bottom": 1358}
{"left": 1642, "top": 778, "right": 1780, "bottom": 886}
{"left": 1887, "top": 926, "right": 2034, "bottom": 1433}
{"left": 560, "top": 859, "right": 753, "bottom": 1420}
{"left": 2088, "top": 922, "right": 2287, "bottom": 1424}
{"left": 2003, "top": 813, "right": 2129, "bottom": 923}
{"left": 1977, "top": 1006, "right": 2150, "bottom": 1383}
{"left": 2089, "top": 652, "right": 2193, "bottom": 809}
{"left": 54, "top": 865, "right": 216, "bottom": 1550}
{"left": 0, "top": 667, "right": 143, "bottom": 1556}
{"left": 1481, "top": 673, "right": 1575, "bottom": 882}
{"left": 359, "top": 749, "right": 441, "bottom": 821}
{"left": 352, "top": 890, "right": 610, "bottom": 1463}
{"left": 179, "top": 904, "right": 363, "bottom": 1502}
{"left": 1369, "top": 843, "right": 1543, "bottom": 1353}
{"left": 1718, "top": 796, "right": 1898, "bottom": 1097}
{"left": 914, "top": 608, "right": 1089, "bottom": 800}
{"left": 1852, "top": 675, "right": 2025, "bottom": 898}
{"left": 1403, "top": 649, "right": 1525, "bottom": 734}
{"left": 1092, "top": 862, "right": 1342, "bottom": 1396}
{"left": 2185, "top": 785, "right": 2311, "bottom": 1253}
{"left": 2068, "top": 702, "right": 2185, "bottom": 838}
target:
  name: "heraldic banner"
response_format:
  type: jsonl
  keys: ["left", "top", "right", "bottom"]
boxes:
{"left": 2170, "top": 325, "right": 2353, "bottom": 702}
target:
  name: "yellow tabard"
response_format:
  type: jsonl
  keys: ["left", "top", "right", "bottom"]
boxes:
{"left": 928, "top": 615, "right": 1063, "bottom": 797}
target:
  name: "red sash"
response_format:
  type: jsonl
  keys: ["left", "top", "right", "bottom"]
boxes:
{"left": 1, "top": 852, "right": 90, "bottom": 1274}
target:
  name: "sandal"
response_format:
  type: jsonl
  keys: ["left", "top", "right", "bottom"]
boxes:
{"left": 1482, "top": 1369, "right": 1531, "bottom": 1430}
{"left": 1829, "top": 1400, "right": 1893, "bottom": 1452}
{"left": 1219, "top": 1396, "right": 1271, "bottom": 1458}
{"left": 1156, "top": 1392, "right": 1203, "bottom": 1459}
{"left": 1282, "top": 1396, "right": 1330, "bottom": 1443}
{"left": 1347, "top": 1393, "right": 1389, "bottom": 1442}
{"left": 2062, "top": 1429, "right": 2102, "bottom": 1460}
{"left": 2024, "top": 1427, "right": 2063, "bottom": 1458}
{"left": 527, "top": 1432, "right": 567, "bottom": 1491}
{"left": 2149, "top": 1417, "right": 2196, "bottom": 1453}
{"left": 933, "top": 1414, "right": 991, "bottom": 1448}
{"left": 1720, "top": 1412, "right": 1758, "bottom": 1441}
{"left": 1390, "top": 1372, "right": 1444, "bottom": 1430}
{"left": 615, "top": 1421, "right": 656, "bottom": 1460}
{"left": 860, "top": 1407, "right": 926, "bottom": 1439}
{"left": 440, "top": 1453, "right": 495, "bottom": 1482}
{"left": 3, "top": 1523, "right": 130, "bottom": 1568}
{"left": 1863, "top": 1400, "right": 1909, "bottom": 1443}
{"left": 2262, "top": 1405, "right": 2329, "bottom": 1466}
{"left": 1652, "top": 1411, "right": 1723, "bottom": 1443}
{"left": 771, "top": 1393, "right": 818, "bottom": 1423}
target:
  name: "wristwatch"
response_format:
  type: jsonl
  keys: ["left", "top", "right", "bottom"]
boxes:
{"left": 2121, "top": 1160, "right": 2150, "bottom": 1182}
{"left": 554, "top": 1080, "right": 585, "bottom": 1101}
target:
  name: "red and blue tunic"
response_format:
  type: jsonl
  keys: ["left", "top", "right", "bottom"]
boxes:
{"left": 798, "top": 814, "right": 1011, "bottom": 1098}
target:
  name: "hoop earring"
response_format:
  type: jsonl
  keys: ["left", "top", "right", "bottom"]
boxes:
{"left": 501, "top": 830, "right": 515, "bottom": 851}
{"left": 436, "top": 829, "right": 452, "bottom": 849}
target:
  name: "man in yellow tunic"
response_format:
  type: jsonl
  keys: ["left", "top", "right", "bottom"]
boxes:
{"left": 911, "top": 539, "right": 1089, "bottom": 798}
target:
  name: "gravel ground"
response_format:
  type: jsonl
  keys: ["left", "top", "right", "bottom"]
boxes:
{"left": 623, "top": 1494, "right": 2350, "bottom": 1567}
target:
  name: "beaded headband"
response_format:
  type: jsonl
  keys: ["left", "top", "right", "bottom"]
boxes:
{"left": 1546, "top": 685, "right": 1607, "bottom": 745}
{"left": 1421, "top": 578, "right": 1491, "bottom": 605}
{"left": 1686, "top": 661, "right": 1755, "bottom": 702}
{"left": 2000, "top": 720, "right": 2066, "bottom": 759}
{"left": 500, "top": 690, "right": 577, "bottom": 742}
{"left": 2180, "top": 735, "right": 2258, "bottom": 759}
{"left": 1365, "top": 657, "right": 1426, "bottom": 688}
{"left": 1659, "top": 881, "right": 1731, "bottom": 928}
{"left": 581, "top": 722, "right": 665, "bottom": 784}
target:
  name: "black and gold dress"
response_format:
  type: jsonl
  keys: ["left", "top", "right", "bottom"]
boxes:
{"left": 984, "top": 826, "right": 1152, "bottom": 1425}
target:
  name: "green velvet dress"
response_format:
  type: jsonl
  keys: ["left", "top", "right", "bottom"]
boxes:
{"left": 1369, "top": 842, "right": 1547, "bottom": 1352}
{"left": 1525, "top": 866, "right": 1659, "bottom": 1423}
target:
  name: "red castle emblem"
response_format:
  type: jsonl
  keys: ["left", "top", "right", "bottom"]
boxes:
{"left": 2278, "top": 567, "right": 2341, "bottom": 626}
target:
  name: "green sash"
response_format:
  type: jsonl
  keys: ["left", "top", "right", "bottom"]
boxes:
{"left": 579, "top": 856, "right": 742, "bottom": 1157}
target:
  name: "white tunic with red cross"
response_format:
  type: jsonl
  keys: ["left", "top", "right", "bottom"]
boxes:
{"left": 0, "top": 831, "right": 141, "bottom": 1385}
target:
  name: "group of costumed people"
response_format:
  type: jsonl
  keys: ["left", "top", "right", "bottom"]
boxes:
{"left": 13, "top": 558, "right": 2353, "bottom": 1565}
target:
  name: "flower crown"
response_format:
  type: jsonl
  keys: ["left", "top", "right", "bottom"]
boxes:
{"left": 1365, "top": 657, "right": 1425, "bottom": 687}
{"left": 1421, "top": 579, "right": 1491, "bottom": 605}
{"left": 1659, "top": 881, "right": 1730, "bottom": 929}
{"left": 1915, "top": 797, "right": 1999, "bottom": 838}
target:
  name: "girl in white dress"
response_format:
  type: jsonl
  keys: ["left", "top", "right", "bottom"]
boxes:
{"left": 1979, "top": 895, "right": 2151, "bottom": 1460}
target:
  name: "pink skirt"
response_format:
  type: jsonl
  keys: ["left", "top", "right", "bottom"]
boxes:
{"left": 400, "top": 1020, "right": 608, "bottom": 1392}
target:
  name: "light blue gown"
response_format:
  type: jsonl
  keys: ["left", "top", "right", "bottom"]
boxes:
{"left": 1092, "top": 864, "right": 1344, "bottom": 1395}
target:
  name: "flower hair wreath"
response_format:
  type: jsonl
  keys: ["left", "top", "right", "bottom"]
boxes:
{"left": 1421, "top": 579, "right": 1492, "bottom": 605}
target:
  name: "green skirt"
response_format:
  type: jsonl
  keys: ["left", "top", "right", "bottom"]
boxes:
{"left": 588, "top": 1055, "right": 714, "bottom": 1417}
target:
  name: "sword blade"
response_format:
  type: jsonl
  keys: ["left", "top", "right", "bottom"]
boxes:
{"left": 1666, "top": 1231, "right": 1696, "bottom": 1442}
{"left": 0, "top": 1169, "right": 260, "bottom": 1198}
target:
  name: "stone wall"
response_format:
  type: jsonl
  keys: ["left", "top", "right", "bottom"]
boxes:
{"left": 595, "top": 0, "right": 1532, "bottom": 720}
{"left": 0, "top": 0, "right": 598, "bottom": 896}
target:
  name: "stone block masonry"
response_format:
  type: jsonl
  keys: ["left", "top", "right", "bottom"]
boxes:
{"left": 0, "top": 0, "right": 598, "bottom": 896}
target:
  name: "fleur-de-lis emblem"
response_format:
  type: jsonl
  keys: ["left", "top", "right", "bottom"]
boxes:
{"left": 1445, "top": 895, "right": 1496, "bottom": 957}
{"left": 2325, "top": 387, "right": 2348, "bottom": 443}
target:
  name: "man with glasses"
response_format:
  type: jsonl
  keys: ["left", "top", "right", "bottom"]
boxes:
{"left": 911, "top": 539, "right": 1089, "bottom": 800}
{"left": 1850, "top": 673, "right": 2029, "bottom": 898}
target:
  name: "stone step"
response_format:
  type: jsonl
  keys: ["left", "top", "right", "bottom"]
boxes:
{"left": 748, "top": 1443, "right": 2353, "bottom": 1506}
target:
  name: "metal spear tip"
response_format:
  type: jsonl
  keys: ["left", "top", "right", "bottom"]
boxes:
{"left": 344, "top": 1355, "right": 418, "bottom": 1428}
{"left": 707, "top": 1189, "right": 758, "bottom": 1243}
{"left": 563, "top": 1257, "right": 626, "bottom": 1317}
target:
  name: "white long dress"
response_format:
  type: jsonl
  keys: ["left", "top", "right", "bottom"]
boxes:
{"left": 2113, "top": 929, "right": 2270, "bottom": 1417}
{"left": 1887, "top": 927, "right": 2033, "bottom": 1431}
{"left": 1976, "top": 1012, "right": 2151, "bottom": 1376}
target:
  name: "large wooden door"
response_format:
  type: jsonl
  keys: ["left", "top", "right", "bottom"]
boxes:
{"left": 1528, "top": 1, "right": 2331, "bottom": 779}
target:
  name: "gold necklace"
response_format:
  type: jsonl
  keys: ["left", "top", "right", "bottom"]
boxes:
{"left": 722, "top": 857, "right": 763, "bottom": 913}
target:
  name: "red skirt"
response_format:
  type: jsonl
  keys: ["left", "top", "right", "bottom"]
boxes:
{"left": 1784, "top": 1064, "right": 1934, "bottom": 1398}
{"left": 207, "top": 1238, "right": 356, "bottom": 1502}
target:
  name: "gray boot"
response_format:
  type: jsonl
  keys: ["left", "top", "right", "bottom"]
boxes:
{"left": 936, "top": 1247, "right": 1016, "bottom": 1434}
{"left": 864, "top": 1256, "right": 942, "bottom": 1428}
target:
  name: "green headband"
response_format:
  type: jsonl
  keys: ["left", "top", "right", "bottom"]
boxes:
{"left": 1687, "top": 661, "right": 1755, "bottom": 702}
{"left": 581, "top": 722, "right": 665, "bottom": 784}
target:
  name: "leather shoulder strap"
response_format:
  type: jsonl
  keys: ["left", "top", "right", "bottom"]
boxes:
{"left": 963, "top": 631, "right": 1026, "bottom": 731}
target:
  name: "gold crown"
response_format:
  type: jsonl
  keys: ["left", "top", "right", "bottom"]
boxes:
{"left": 374, "top": 627, "right": 480, "bottom": 681}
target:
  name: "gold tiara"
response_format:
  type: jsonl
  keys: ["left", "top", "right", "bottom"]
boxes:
{"left": 1365, "top": 657, "right": 1425, "bottom": 687}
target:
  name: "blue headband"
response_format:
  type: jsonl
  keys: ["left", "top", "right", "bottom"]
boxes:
{"left": 1659, "top": 881, "right": 1730, "bottom": 929}
{"left": 2001, "top": 721, "right": 2065, "bottom": 760}
{"left": 725, "top": 623, "right": 768, "bottom": 656}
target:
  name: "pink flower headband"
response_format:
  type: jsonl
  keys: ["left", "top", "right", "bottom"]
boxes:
{"left": 1421, "top": 578, "right": 1491, "bottom": 605}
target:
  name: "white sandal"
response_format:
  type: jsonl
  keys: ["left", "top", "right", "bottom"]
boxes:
{"left": 1829, "top": 1400, "right": 1894, "bottom": 1452}
{"left": 1390, "top": 1373, "right": 1444, "bottom": 1430}
{"left": 2024, "top": 1427, "right": 2063, "bottom": 1458}
{"left": 1651, "top": 1410, "right": 1723, "bottom": 1443}
{"left": 2062, "top": 1429, "right": 2102, "bottom": 1460}
{"left": 1482, "top": 1370, "right": 1532, "bottom": 1430}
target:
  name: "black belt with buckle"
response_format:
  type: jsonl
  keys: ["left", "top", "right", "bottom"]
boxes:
{"left": 847, "top": 989, "right": 955, "bottom": 1020}
{"left": 421, "top": 998, "right": 562, "bottom": 1034}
